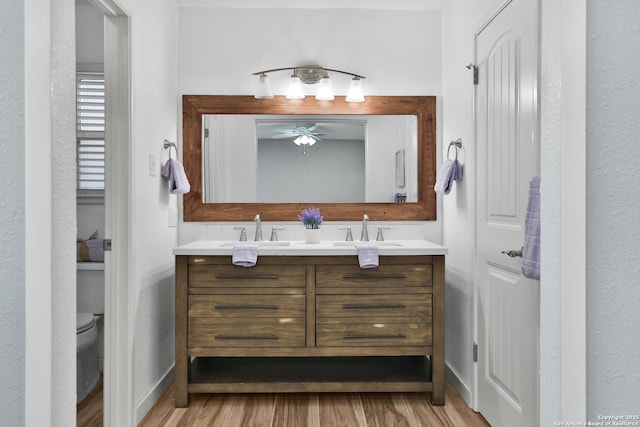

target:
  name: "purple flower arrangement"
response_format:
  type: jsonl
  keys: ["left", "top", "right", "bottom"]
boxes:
{"left": 298, "top": 207, "right": 323, "bottom": 229}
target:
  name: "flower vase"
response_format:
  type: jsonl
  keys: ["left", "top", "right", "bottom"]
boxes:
{"left": 305, "top": 228, "right": 321, "bottom": 244}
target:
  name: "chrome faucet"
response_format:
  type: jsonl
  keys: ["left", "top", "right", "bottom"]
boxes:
{"left": 360, "top": 214, "right": 369, "bottom": 241}
{"left": 254, "top": 214, "right": 263, "bottom": 241}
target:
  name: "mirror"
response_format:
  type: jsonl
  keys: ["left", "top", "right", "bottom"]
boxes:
{"left": 203, "top": 115, "right": 418, "bottom": 204}
{"left": 182, "top": 95, "right": 436, "bottom": 221}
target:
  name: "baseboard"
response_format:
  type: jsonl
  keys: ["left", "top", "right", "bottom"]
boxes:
{"left": 445, "top": 362, "right": 472, "bottom": 408}
{"left": 135, "top": 364, "right": 175, "bottom": 425}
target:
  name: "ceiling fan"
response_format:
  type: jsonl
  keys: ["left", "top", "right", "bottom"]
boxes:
{"left": 269, "top": 122, "right": 324, "bottom": 143}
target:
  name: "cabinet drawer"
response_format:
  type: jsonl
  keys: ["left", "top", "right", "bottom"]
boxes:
{"left": 316, "top": 319, "right": 431, "bottom": 347}
{"left": 316, "top": 264, "right": 432, "bottom": 291}
{"left": 189, "top": 294, "right": 305, "bottom": 318}
{"left": 316, "top": 294, "right": 431, "bottom": 318}
{"left": 189, "top": 264, "right": 305, "bottom": 288}
{"left": 189, "top": 318, "right": 305, "bottom": 348}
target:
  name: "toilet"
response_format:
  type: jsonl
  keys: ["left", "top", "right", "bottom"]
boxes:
{"left": 77, "top": 262, "right": 105, "bottom": 404}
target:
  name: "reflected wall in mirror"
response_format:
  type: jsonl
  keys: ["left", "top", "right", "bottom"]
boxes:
{"left": 203, "top": 115, "right": 418, "bottom": 204}
{"left": 182, "top": 95, "right": 436, "bottom": 222}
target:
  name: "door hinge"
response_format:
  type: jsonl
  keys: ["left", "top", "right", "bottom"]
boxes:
{"left": 204, "top": 128, "right": 209, "bottom": 138}
{"left": 473, "top": 342, "right": 478, "bottom": 362}
{"left": 103, "top": 239, "right": 112, "bottom": 252}
{"left": 466, "top": 63, "right": 479, "bottom": 85}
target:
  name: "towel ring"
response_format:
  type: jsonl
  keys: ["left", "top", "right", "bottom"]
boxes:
{"left": 164, "top": 139, "right": 176, "bottom": 160}
{"left": 447, "top": 138, "right": 462, "bottom": 160}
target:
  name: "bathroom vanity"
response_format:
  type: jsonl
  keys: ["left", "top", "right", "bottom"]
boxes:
{"left": 173, "top": 240, "right": 447, "bottom": 407}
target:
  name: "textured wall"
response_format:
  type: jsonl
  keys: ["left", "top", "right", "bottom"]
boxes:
{"left": 51, "top": 0, "right": 80, "bottom": 423}
{"left": 0, "top": 1, "right": 25, "bottom": 425}
{"left": 586, "top": 0, "right": 640, "bottom": 417}
{"left": 539, "top": 0, "right": 563, "bottom": 423}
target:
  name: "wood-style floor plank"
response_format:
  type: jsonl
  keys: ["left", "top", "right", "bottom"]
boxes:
{"left": 360, "top": 393, "right": 413, "bottom": 427}
{"left": 318, "top": 393, "right": 368, "bottom": 427}
{"left": 132, "top": 379, "right": 491, "bottom": 427}
{"left": 77, "top": 375, "right": 103, "bottom": 427}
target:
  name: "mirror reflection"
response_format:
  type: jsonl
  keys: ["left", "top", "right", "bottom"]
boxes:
{"left": 202, "top": 114, "right": 417, "bottom": 204}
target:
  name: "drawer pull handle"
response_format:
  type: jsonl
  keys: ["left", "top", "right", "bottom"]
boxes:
{"left": 214, "top": 335, "right": 278, "bottom": 340}
{"left": 214, "top": 305, "right": 279, "bottom": 310}
{"left": 343, "top": 334, "right": 407, "bottom": 340}
{"left": 342, "top": 274, "right": 407, "bottom": 279}
{"left": 342, "top": 303, "right": 407, "bottom": 309}
{"left": 215, "top": 275, "right": 279, "bottom": 280}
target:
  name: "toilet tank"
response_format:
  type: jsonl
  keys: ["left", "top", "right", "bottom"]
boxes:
{"left": 77, "top": 263, "right": 105, "bottom": 315}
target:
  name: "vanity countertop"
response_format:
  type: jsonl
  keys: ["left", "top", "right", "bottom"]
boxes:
{"left": 173, "top": 240, "right": 448, "bottom": 257}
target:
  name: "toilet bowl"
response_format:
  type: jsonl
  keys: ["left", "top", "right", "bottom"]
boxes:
{"left": 77, "top": 312, "right": 100, "bottom": 404}
{"left": 76, "top": 262, "right": 105, "bottom": 404}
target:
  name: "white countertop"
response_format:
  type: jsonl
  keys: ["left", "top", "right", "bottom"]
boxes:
{"left": 173, "top": 240, "right": 448, "bottom": 256}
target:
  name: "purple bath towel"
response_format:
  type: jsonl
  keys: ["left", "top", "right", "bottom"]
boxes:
{"left": 434, "top": 159, "right": 463, "bottom": 195}
{"left": 521, "top": 174, "right": 540, "bottom": 280}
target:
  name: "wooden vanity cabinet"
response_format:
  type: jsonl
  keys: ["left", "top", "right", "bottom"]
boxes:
{"left": 175, "top": 255, "right": 445, "bottom": 407}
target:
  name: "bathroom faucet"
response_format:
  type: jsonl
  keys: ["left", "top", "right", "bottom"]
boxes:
{"left": 254, "top": 214, "right": 263, "bottom": 241}
{"left": 360, "top": 214, "right": 369, "bottom": 241}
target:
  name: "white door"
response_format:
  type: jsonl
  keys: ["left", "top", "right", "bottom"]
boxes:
{"left": 474, "top": 0, "right": 539, "bottom": 426}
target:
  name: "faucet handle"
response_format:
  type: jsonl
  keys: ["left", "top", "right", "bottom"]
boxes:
{"left": 270, "top": 227, "right": 285, "bottom": 242}
{"left": 233, "top": 226, "right": 247, "bottom": 241}
{"left": 338, "top": 227, "right": 353, "bottom": 241}
{"left": 376, "top": 227, "right": 392, "bottom": 242}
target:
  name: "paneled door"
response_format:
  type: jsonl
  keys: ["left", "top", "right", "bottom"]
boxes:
{"left": 474, "top": 0, "right": 540, "bottom": 426}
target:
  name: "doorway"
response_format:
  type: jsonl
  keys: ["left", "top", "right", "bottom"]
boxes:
{"left": 76, "top": 0, "right": 132, "bottom": 425}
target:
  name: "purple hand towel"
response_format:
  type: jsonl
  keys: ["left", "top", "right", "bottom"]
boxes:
{"left": 521, "top": 174, "right": 540, "bottom": 280}
{"left": 161, "top": 159, "right": 191, "bottom": 195}
{"left": 355, "top": 242, "right": 379, "bottom": 269}
{"left": 232, "top": 244, "right": 259, "bottom": 267}
{"left": 434, "top": 159, "right": 463, "bottom": 195}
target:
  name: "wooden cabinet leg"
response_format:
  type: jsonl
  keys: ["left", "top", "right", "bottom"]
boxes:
{"left": 175, "top": 256, "right": 189, "bottom": 407}
{"left": 431, "top": 255, "right": 445, "bottom": 406}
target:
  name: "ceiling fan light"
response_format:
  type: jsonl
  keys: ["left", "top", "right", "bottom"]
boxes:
{"left": 346, "top": 77, "right": 365, "bottom": 102}
{"left": 254, "top": 73, "right": 274, "bottom": 99}
{"left": 286, "top": 75, "right": 305, "bottom": 100}
{"left": 315, "top": 76, "right": 335, "bottom": 101}
{"left": 307, "top": 136, "right": 317, "bottom": 146}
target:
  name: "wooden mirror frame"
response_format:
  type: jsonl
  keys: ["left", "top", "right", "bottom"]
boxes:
{"left": 182, "top": 95, "right": 436, "bottom": 222}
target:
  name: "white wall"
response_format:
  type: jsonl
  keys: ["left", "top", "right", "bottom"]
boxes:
{"left": 539, "top": 0, "right": 563, "bottom": 423}
{"left": 585, "top": 0, "right": 640, "bottom": 418}
{"left": 120, "top": 0, "right": 180, "bottom": 422}
{"left": 0, "top": 1, "right": 25, "bottom": 425}
{"left": 440, "top": 0, "right": 496, "bottom": 404}
{"left": 177, "top": 6, "right": 443, "bottom": 245}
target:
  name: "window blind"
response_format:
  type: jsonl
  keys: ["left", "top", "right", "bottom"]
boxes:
{"left": 76, "top": 72, "right": 105, "bottom": 190}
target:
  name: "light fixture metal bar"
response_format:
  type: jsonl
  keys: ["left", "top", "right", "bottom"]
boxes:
{"left": 252, "top": 65, "right": 366, "bottom": 80}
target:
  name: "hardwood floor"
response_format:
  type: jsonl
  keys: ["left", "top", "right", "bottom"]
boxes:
{"left": 77, "top": 375, "right": 103, "bottom": 427}
{"left": 138, "top": 381, "right": 490, "bottom": 427}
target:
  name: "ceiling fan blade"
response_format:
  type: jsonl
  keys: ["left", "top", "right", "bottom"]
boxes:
{"left": 270, "top": 133, "right": 297, "bottom": 139}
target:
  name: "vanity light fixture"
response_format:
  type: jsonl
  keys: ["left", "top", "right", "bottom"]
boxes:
{"left": 252, "top": 65, "right": 366, "bottom": 102}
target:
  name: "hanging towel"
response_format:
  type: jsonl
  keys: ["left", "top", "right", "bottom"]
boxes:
{"left": 355, "top": 243, "right": 379, "bottom": 269}
{"left": 232, "top": 243, "right": 259, "bottom": 267}
{"left": 521, "top": 174, "right": 541, "bottom": 280}
{"left": 77, "top": 230, "right": 105, "bottom": 262}
{"left": 161, "top": 159, "right": 191, "bottom": 195}
{"left": 434, "top": 159, "right": 463, "bottom": 195}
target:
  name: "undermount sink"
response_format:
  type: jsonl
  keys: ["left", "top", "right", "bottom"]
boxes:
{"left": 220, "top": 241, "right": 291, "bottom": 247}
{"left": 332, "top": 241, "right": 403, "bottom": 247}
